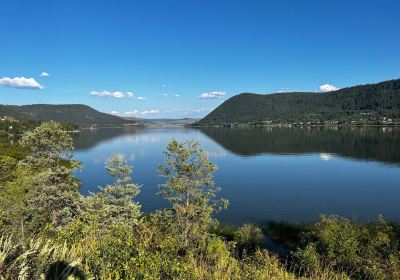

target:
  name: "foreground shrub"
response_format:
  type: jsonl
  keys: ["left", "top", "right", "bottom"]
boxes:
{"left": 234, "top": 224, "right": 264, "bottom": 256}
{"left": 0, "top": 235, "right": 86, "bottom": 279}
{"left": 299, "top": 215, "right": 400, "bottom": 280}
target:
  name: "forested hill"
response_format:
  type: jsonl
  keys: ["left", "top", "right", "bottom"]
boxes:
{"left": 0, "top": 104, "right": 138, "bottom": 127}
{"left": 195, "top": 79, "right": 400, "bottom": 126}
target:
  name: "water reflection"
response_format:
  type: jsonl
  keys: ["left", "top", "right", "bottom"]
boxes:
{"left": 73, "top": 127, "right": 400, "bottom": 224}
{"left": 75, "top": 126, "right": 400, "bottom": 165}
{"left": 198, "top": 127, "right": 400, "bottom": 165}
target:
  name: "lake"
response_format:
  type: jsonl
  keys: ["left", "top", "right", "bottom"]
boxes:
{"left": 73, "top": 126, "right": 400, "bottom": 225}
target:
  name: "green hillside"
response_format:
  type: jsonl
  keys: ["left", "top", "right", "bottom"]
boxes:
{"left": 196, "top": 79, "right": 400, "bottom": 126}
{"left": 0, "top": 104, "right": 138, "bottom": 127}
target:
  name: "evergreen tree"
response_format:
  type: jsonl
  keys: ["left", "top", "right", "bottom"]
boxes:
{"left": 18, "top": 121, "right": 81, "bottom": 234}
{"left": 19, "top": 121, "right": 74, "bottom": 170}
{"left": 158, "top": 139, "right": 228, "bottom": 246}
{"left": 84, "top": 154, "right": 142, "bottom": 229}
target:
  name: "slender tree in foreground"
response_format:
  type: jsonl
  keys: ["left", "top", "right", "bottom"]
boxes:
{"left": 158, "top": 138, "right": 228, "bottom": 246}
{"left": 18, "top": 121, "right": 81, "bottom": 234}
{"left": 84, "top": 154, "right": 142, "bottom": 228}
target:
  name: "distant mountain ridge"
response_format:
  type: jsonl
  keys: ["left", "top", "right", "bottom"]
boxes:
{"left": 127, "top": 118, "right": 198, "bottom": 126}
{"left": 0, "top": 104, "right": 138, "bottom": 127}
{"left": 196, "top": 79, "right": 400, "bottom": 126}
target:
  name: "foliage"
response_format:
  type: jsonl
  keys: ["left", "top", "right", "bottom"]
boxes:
{"left": 83, "top": 154, "right": 142, "bottom": 229}
{"left": 19, "top": 121, "right": 74, "bottom": 169}
{"left": 157, "top": 139, "right": 228, "bottom": 246}
{"left": 291, "top": 215, "right": 400, "bottom": 280}
{"left": 0, "top": 140, "right": 28, "bottom": 161}
{"left": 0, "top": 104, "right": 134, "bottom": 128}
{"left": 1, "top": 122, "right": 400, "bottom": 279}
{"left": 234, "top": 224, "right": 265, "bottom": 256}
{"left": 196, "top": 78, "right": 400, "bottom": 126}
{"left": 0, "top": 235, "right": 86, "bottom": 280}
{"left": 292, "top": 244, "right": 321, "bottom": 275}
{"left": 0, "top": 169, "right": 33, "bottom": 237}
{"left": 0, "top": 156, "right": 17, "bottom": 176}
{"left": 0, "top": 117, "right": 39, "bottom": 138}
{"left": 22, "top": 123, "right": 80, "bottom": 234}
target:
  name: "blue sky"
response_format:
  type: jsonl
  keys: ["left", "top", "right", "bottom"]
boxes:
{"left": 1, "top": 0, "right": 399, "bottom": 118}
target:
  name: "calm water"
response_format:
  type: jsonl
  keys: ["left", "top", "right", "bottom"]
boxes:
{"left": 73, "top": 127, "right": 400, "bottom": 225}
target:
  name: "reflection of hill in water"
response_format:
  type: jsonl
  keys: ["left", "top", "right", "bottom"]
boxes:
{"left": 73, "top": 127, "right": 143, "bottom": 150}
{"left": 199, "top": 127, "right": 400, "bottom": 165}
{"left": 73, "top": 126, "right": 400, "bottom": 165}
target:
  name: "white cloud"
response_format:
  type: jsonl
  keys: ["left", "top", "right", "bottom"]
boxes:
{"left": 123, "top": 109, "right": 159, "bottom": 117}
{"left": 0, "top": 76, "right": 44, "bottom": 90}
{"left": 276, "top": 88, "right": 291, "bottom": 93}
{"left": 161, "top": 93, "right": 180, "bottom": 98}
{"left": 199, "top": 91, "right": 226, "bottom": 99}
{"left": 319, "top": 84, "right": 339, "bottom": 92}
{"left": 110, "top": 111, "right": 120, "bottom": 115}
{"left": 40, "top": 72, "right": 49, "bottom": 77}
{"left": 137, "top": 96, "right": 146, "bottom": 100}
{"left": 140, "top": 109, "right": 159, "bottom": 115}
{"left": 165, "top": 107, "right": 213, "bottom": 114}
{"left": 90, "top": 90, "right": 135, "bottom": 98}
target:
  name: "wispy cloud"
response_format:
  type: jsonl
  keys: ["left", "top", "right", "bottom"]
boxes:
{"left": 110, "top": 109, "right": 160, "bottom": 117}
{"left": 161, "top": 93, "right": 180, "bottom": 98}
{"left": 165, "top": 107, "right": 213, "bottom": 115}
{"left": 277, "top": 88, "right": 290, "bottom": 93}
{"left": 124, "top": 109, "right": 159, "bottom": 116}
{"left": 137, "top": 96, "right": 146, "bottom": 100}
{"left": 91, "top": 90, "right": 126, "bottom": 98}
{"left": 0, "top": 76, "right": 44, "bottom": 90}
{"left": 199, "top": 91, "right": 226, "bottom": 99}
{"left": 90, "top": 90, "right": 136, "bottom": 98}
{"left": 40, "top": 72, "right": 49, "bottom": 77}
{"left": 319, "top": 84, "right": 339, "bottom": 92}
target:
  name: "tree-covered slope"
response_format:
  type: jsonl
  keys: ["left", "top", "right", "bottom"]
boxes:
{"left": 0, "top": 104, "right": 137, "bottom": 127}
{"left": 196, "top": 79, "right": 400, "bottom": 126}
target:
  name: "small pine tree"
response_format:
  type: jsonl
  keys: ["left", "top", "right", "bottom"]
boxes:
{"left": 84, "top": 154, "right": 142, "bottom": 229}
{"left": 17, "top": 122, "right": 81, "bottom": 234}
{"left": 19, "top": 121, "right": 74, "bottom": 170}
{"left": 158, "top": 139, "right": 228, "bottom": 246}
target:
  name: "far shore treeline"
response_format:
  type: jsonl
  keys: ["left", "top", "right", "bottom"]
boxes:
{"left": 195, "top": 79, "right": 400, "bottom": 126}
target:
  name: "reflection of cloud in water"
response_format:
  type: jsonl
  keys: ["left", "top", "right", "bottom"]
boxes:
{"left": 92, "top": 156, "right": 109, "bottom": 164}
{"left": 124, "top": 154, "right": 136, "bottom": 161}
{"left": 206, "top": 150, "right": 227, "bottom": 158}
{"left": 320, "top": 153, "right": 333, "bottom": 161}
{"left": 126, "top": 134, "right": 161, "bottom": 144}
{"left": 92, "top": 153, "right": 136, "bottom": 163}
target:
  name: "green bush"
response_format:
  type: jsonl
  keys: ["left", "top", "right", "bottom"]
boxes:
{"left": 234, "top": 224, "right": 265, "bottom": 256}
